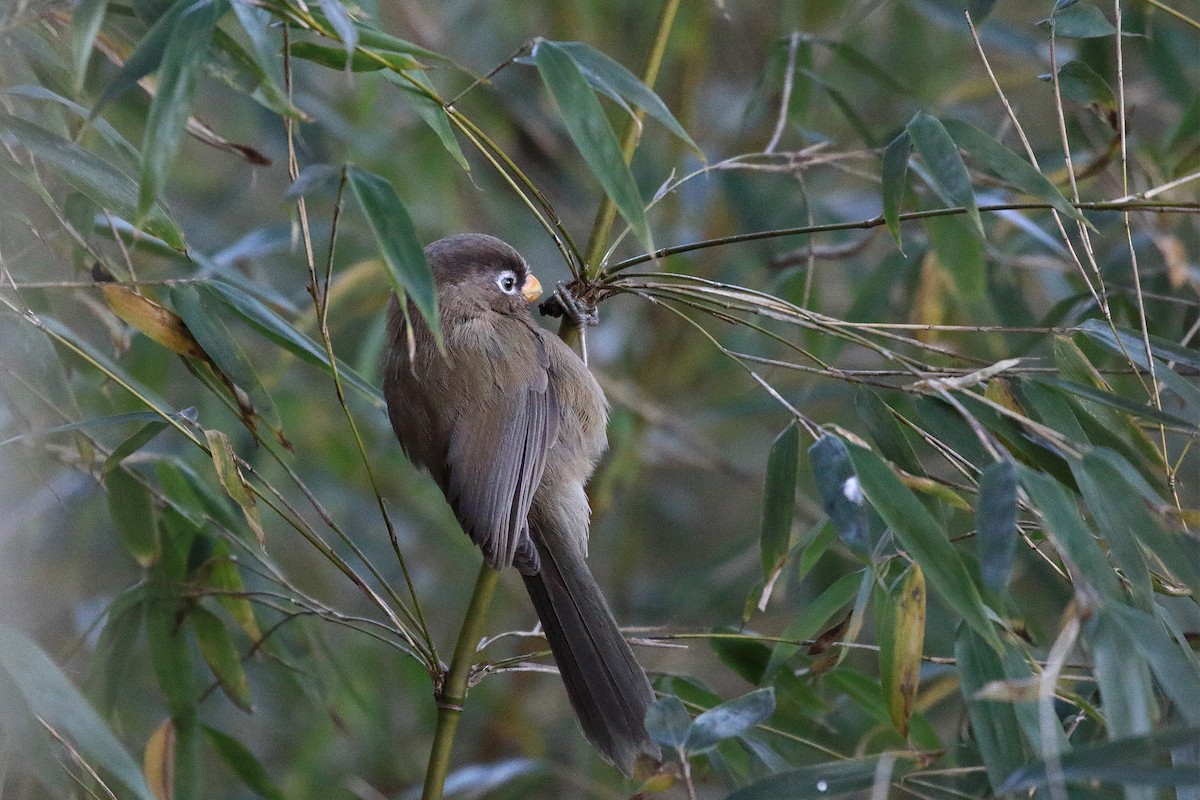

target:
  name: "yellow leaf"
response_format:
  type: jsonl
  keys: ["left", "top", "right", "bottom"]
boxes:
{"left": 205, "top": 429, "right": 265, "bottom": 546}
{"left": 143, "top": 718, "right": 175, "bottom": 800}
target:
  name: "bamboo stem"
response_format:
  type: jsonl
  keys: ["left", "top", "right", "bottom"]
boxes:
{"left": 421, "top": 563, "right": 501, "bottom": 800}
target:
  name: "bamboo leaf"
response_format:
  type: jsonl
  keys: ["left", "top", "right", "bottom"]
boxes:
{"left": 105, "top": 466, "right": 161, "bottom": 567}
{"left": 0, "top": 621, "right": 156, "bottom": 800}
{"left": 808, "top": 434, "right": 870, "bottom": 555}
{"left": 881, "top": 131, "right": 911, "bottom": 251}
{"left": 93, "top": 1, "right": 184, "bottom": 113}
{"left": 204, "top": 429, "right": 265, "bottom": 546}
{"left": 202, "top": 726, "right": 284, "bottom": 800}
{"left": 171, "top": 284, "right": 284, "bottom": 440}
{"left": 191, "top": 607, "right": 252, "bottom": 712}
{"left": 287, "top": 41, "right": 420, "bottom": 72}
{"left": 386, "top": 71, "right": 470, "bottom": 171}
{"left": 685, "top": 688, "right": 775, "bottom": 754}
{"left": 907, "top": 112, "right": 982, "bottom": 236}
{"left": 71, "top": 0, "right": 109, "bottom": 91}
{"left": 846, "top": 443, "right": 1000, "bottom": 649}
{"left": 644, "top": 695, "right": 691, "bottom": 749}
{"left": 314, "top": 0, "right": 358, "bottom": 62}
{"left": 1044, "top": 61, "right": 1117, "bottom": 109}
{"left": 878, "top": 563, "right": 925, "bottom": 737}
{"left": 941, "top": 118, "right": 1085, "bottom": 223}
{"left": 540, "top": 41, "right": 702, "bottom": 157}
{"left": 139, "top": 0, "right": 220, "bottom": 218}
{"left": 1033, "top": 376, "right": 1199, "bottom": 432}
{"left": 728, "top": 756, "right": 903, "bottom": 800}
{"left": 1000, "top": 728, "right": 1200, "bottom": 792}
{"left": 764, "top": 570, "right": 864, "bottom": 680}
{"left": 204, "top": 279, "right": 383, "bottom": 407}
{"left": 760, "top": 422, "right": 799, "bottom": 580}
{"left": 532, "top": 39, "right": 652, "bottom": 252}
{"left": 0, "top": 114, "right": 185, "bottom": 248}
{"left": 201, "top": 540, "right": 262, "bottom": 644}
{"left": 976, "top": 460, "right": 1018, "bottom": 593}
{"left": 346, "top": 166, "right": 440, "bottom": 339}
{"left": 956, "top": 625, "right": 1027, "bottom": 792}
{"left": 1038, "top": 4, "right": 1118, "bottom": 38}
{"left": 1019, "top": 466, "right": 1124, "bottom": 600}
{"left": 143, "top": 718, "right": 174, "bottom": 800}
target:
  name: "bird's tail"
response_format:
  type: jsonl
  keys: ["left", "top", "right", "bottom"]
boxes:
{"left": 521, "top": 536, "right": 659, "bottom": 776}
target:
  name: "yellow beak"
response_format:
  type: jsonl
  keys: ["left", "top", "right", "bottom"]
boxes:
{"left": 522, "top": 273, "right": 543, "bottom": 303}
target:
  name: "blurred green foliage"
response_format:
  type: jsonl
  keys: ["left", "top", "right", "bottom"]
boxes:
{"left": 0, "top": 0, "right": 1198, "bottom": 798}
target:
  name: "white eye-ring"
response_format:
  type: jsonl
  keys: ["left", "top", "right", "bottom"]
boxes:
{"left": 496, "top": 270, "right": 519, "bottom": 294}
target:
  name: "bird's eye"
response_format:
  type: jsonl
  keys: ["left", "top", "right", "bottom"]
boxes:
{"left": 496, "top": 271, "right": 518, "bottom": 294}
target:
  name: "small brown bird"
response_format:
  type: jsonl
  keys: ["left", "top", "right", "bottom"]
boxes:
{"left": 384, "top": 233, "right": 657, "bottom": 774}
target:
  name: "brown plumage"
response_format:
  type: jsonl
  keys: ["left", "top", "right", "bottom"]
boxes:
{"left": 384, "top": 233, "right": 657, "bottom": 774}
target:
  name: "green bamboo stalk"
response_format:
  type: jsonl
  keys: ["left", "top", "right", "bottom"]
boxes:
{"left": 561, "top": 0, "right": 682, "bottom": 346}
{"left": 420, "top": 563, "right": 501, "bottom": 800}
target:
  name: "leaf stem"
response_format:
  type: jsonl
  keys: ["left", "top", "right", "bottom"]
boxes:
{"left": 421, "top": 563, "right": 501, "bottom": 800}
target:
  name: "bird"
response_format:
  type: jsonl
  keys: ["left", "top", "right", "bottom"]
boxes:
{"left": 383, "top": 233, "right": 658, "bottom": 775}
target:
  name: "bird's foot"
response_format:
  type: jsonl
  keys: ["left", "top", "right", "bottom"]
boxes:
{"left": 550, "top": 281, "right": 599, "bottom": 327}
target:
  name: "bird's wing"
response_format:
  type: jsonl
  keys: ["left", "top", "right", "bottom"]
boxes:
{"left": 442, "top": 325, "right": 559, "bottom": 570}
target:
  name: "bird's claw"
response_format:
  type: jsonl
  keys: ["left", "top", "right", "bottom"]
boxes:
{"left": 539, "top": 281, "right": 599, "bottom": 327}
{"left": 552, "top": 281, "right": 599, "bottom": 327}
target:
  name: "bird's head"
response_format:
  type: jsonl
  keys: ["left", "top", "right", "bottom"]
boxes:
{"left": 425, "top": 233, "right": 543, "bottom": 317}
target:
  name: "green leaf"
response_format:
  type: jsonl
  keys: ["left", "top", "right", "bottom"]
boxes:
{"left": 0, "top": 622, "right": 156, "bottom": 800}
{"left": 1076, "top": 319, "right": 1200, "bottom": 370}
{"left": 808, "top": 434, "right": 870, "bottom": 555}
{"left": 542, "top": 41, "right": 702, "bottom": 157}
{"left": 105, "top": 467, "right": 161, "bottom": 567}
{"left": 1105, "top": 605, "right": 1200, "bottom": 726}
{"left": 845, "top": 443, "right": 1001, "bottom": 649}
{"left": 202, "top": 539, "right": 262, "bottom": 644}
{"left": 906, "top": 111, "right": 981, "bottom": 236}
{"left": 191, "top": 607, "right": 252, "bottom": 712}
{"left": 0, "top": 623, "right": 154, "bottom": 796}
{"left": 976, "top": 460, "right": 1018, "bottom": 593}
{"left": 1038, "top": 4, "right": 1118, "bottom": 38}
{"left": 314, "top": 0, "right": 358, "bottom": 62}
{"left": 0, "top": 114, "right": 185, "bottom": 249}
{"left": 878, "top": 563, "right": 925, "bottom": 737}
{"left": 727, "top": 755, "right": 903, "bottom": 800}
{"left": 71, "top": 0, "right": 109, "bottom": 91}
{"left": 941, "top": 118, "right": 1085, "bottom": 223}
{"left": 386, "top": 71, "right": 470, "bottom": 171}
{"left": 352, "top": 25, "right": 446, "bottom": 64}
{"left": 204, "top": 279, "right": 383, "bottom": 407}
{"left": 346, "top": 166, "right": 440, "bottom": 338}
{"left": 956, "top": 625, "right": 1027, "bottom": 792}
{"left": 1019, "top": 467, "right": 1125, "bottom": 601}
{"left": 763, "top": 569, "right": 864, "bottom": 680}
{"left": 1046, "top": 61, "right": 1117, "bottom": 109}
{"left": 0, "top": 410, "right": 168, "bottom": 447}
{"left": 204, "top": 429, "right": 265, "bottom": 546}
{"left": 1033, "top": 376, "right": 1199, "bottom": 432}
{"left": 88, "top": 586, "right": 146, "bottom": 717}
{"left": 1001, "top": 728, "right": 1200, "bottom": 792}
{"left": 170, "top": 284, "right": 284, "bottom": 438}
{"left": 138, "top": 0, "right": 220, "bottom": 218}
{"left": 644, "top": 695, "right": 691, "bottom": 749}
{"left": 1071, "top": 454, "right": 1154, "bottom": 608}
{"left": 881, "top": 131, "right": 911, "bottom": 252}
{"left": 202, "top": 726, "right": 284, "bottom": 800}
{"left": 288, "top": 40, "right": 420, "bottom": 72}
{"left": 760, "top": 422, "right": 799, "bottom": 580}
{"left": 35, "top": 315, "right": 172, "bottom": 411}
{"left": 532, "top": 39, "right": 652, "bottom": 252}
{"left": 685, "top": 687, "right": 775, "bottom": 754}
{"left": 93, "top": 0, "right": 184, "bottom": 113}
